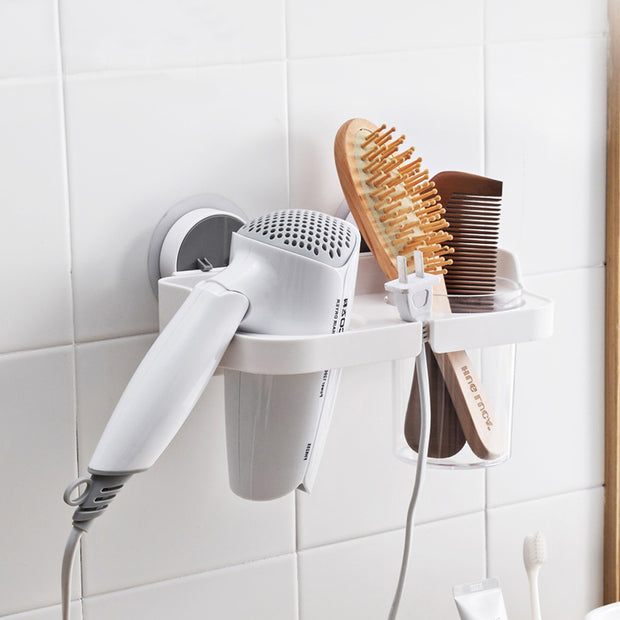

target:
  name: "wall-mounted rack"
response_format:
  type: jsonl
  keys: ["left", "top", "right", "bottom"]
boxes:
{"left": 158, "top": 252, "right": 553, "bottom": 376}
{"left": 152, "top": 199, "right": 553, "bottom": 471}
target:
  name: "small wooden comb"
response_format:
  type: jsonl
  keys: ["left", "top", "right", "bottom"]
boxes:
{"left": 435, "top": 171, "right": 502, "bottom": 310}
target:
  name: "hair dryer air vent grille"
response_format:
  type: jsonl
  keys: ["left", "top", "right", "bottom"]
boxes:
{"left": 241, "top": 209, "right": 358, "bottom": 268}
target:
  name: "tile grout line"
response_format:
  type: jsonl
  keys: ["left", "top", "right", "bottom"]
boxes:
{"left": 482, "top": 0, "right": 490, "bottom": 579}
{"left": 44, "top": 32, "right": 608, "bottom": 83}
{"left": 52, "top": 0, "right": 85, "bottom": 615}
{"left": 282, "top": 2, "right": 303, "bottom": 618}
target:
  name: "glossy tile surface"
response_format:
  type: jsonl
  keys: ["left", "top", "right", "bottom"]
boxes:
{"left": 0, "top": 0, "right": 59, "bottom": 78}
{"left": 65, "top": 63, "right": 288, "bottom": 341}
{"left": 0, "top": 348, "right": 78, "bottom": 615}
{"left": 486, "top": 37, "right": 607, "bottom": 275}
{"left": 2, "top": 603, "right": 81, "bottom": 620}
{"left": 288, "top": 46, "right": 484, "bottom": 218}
{"left": 287, "top": 0, "right": 483, "bottom": 58}
{"left": 298, "top": 512, "right": 485, "bottom": 619}
{"left": 82, "top": 555, "right": 297, "bottom": 620}
{"left": 487, "top": 268, "right": 605, "bottom": 507}
{"left": 59, "top": 0, "right": 285, "bottom": 74}
{"left": 488, "top": 488, "right": 604, "bottom": 619}
{"left": 485, "top": 0, "right": 608, "bottom": 42}
{"left": 0, "top": 79, "right": 73, "bottom": 354}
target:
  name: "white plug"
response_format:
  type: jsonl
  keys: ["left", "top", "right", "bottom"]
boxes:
{"left": 384, "top": 251, "right": 439, "bottom": 323}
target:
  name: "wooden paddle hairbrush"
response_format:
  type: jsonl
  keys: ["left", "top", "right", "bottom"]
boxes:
{"left": 334, "top": 118, "right": 464, "bottom": 458}
{"left": 334, "top": 119, "right": 506, "bottom": 460}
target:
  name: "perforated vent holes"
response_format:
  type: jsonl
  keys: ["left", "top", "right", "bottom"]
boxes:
{"left": 239, "top": 210, "right": 359, "bottom": 268}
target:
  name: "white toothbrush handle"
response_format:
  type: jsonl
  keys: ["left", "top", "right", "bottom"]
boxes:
{"left": 529, "top": 568, "right": 542, "bottom": 620}
{"left": 88, "top": 280, "right": 248, "bottom": 475}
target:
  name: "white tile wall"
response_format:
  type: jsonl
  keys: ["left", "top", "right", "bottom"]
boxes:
{"left": 0, "top": 1, "right": 609, "bottom": 618}
{"left": 59, "top": 0, "right": 286, "bottom": 74}
{"left": 1, "top": 603, "right": 81, "bottom": 620}
{"left": 0, "top": 79, "right": 73, "bottom": 354}
{"left": 298, "top": 512, "right": 485, "bottom": 619}
{"left": 64, "top": 64, "right": 289, "bottom": 341}
{"left": 82, "top": 555, "right": 297, "bottom": 620}
{"left": 286, "top": 0, "right": 484, "bottom": 58}
{"left": 488, "top": 488, "right": 605, "bottom": 618}
{"left": 487, "top": 268, "right": 606, "bottom": 507}
{"left": 485, "top": 0, "right": 608, "bottom": 42}
{"left": 0, "top": 0, "right": 59, "bottom": 79}
{"left": 486, "top": 36, "right": 607, "bottom": 275}
{"left": 288, "top": 46, "right": 484, "bottom": 216}
{"left": 0, "top": 348, "right": 78, "bottom": 616}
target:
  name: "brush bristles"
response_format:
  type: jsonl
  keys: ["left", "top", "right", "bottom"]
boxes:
{"left": 350, "top": 125, "right": 453, "bottom": 276}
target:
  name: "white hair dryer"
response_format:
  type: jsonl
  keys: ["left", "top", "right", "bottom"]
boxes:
{"left": 70, "top": 209, "right": 360, "bottom": 527}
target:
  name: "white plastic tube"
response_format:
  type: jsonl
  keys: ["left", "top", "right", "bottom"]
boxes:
{"left": 453, "top": 578, "right": 509, "bottom": 620}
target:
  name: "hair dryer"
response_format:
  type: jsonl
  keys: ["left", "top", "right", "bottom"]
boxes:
{"left": 69, "top": 209, "right": 360, "bottom": 529}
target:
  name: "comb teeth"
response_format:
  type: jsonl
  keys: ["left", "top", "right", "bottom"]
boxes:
{"left": 432, "top": 172, "right": 502, "bottom": 310}
{"left": 335, "top": 119, "right": 453, "bottom": 278}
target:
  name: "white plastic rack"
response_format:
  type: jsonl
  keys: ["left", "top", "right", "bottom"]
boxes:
{"left": 158, "top": 250, "right": 553, "bottom": 375}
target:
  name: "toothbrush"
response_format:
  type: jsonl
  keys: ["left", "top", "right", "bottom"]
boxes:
{"left": 334, "top": 118, "right": 507, "bottom": 460}
{"left": 523, "top": 531, "right": 547, "bottom": 620}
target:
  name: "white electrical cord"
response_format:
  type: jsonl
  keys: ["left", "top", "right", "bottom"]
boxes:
{"left": 387, "top": 341, "right": 431, "bottom": 620}
{"left": 61, "top": 474, "right": 130, "bottom": 620}
{"left": 61, "top": 525, "right": 84, "bottom": 620}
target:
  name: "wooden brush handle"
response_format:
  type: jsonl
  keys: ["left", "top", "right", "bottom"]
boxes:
{"left": 430, "top": 281, "right": 507, "bottom": 460}
{"left": 433, "top": 350, "right": 507, "bottom": 460}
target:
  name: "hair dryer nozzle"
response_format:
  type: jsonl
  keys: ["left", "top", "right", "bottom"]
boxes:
{"left": 222, "top": 210, "right": 361, "bottom": 500}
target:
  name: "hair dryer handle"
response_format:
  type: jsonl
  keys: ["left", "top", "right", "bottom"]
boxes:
{"left": 88, "top": 280, "right": 248, "bottom": 475}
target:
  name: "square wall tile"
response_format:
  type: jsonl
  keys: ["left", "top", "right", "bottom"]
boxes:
{"left": 487, "top": 268, "right": 605, "bottom": 507}
{"left": 0, "top": 79, "right": 73, "bottom": 354}
{"left": 59, "top": 0, "right": 285, "bottom": 74}
{"left": 287, "top": 0, "right": 483, "bottom": 58}
{"left": 0, "top": 347, "right": 78, "bottom": 616}
{"left": 485, "top": 0, "right": 608, "bottom": 42}
{"left": 298, "top": 512, "right": 485, "bottom": 619}
{"left": 486, "top": 37, "right": 607, "bottom": 275}
{"left": 288, "top": 47, "right": 484, "bottom": 218}
{"left": 83, "top": 555, "right": 297, "bottom": 620}
{"left": 75, "top": 335, "right": 294, "bottom": 595}
{"left": 65, "top": 63, "right": 288, "bottom": 342}
{"left": 297, "top": 361, "right": 484, "bottom": 549}
{"left": 487, "top": 487, "right": 604, "bottom": 619}
{"left": 0, "top": 0, "right": 59, "bottom": 79}
{"left": 0, "top": 603, "right": 81, "bottom": 620}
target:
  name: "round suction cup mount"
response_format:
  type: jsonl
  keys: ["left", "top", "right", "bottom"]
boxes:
{"left": 147, "top": 194, "right": 247, "bottom": 297}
